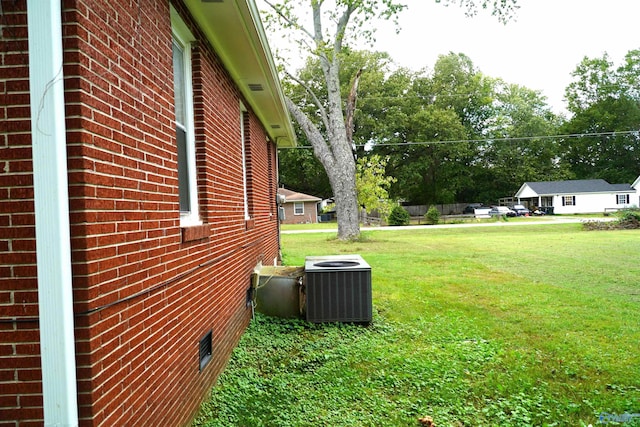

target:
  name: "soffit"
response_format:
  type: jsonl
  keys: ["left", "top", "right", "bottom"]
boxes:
{"left": 183, "top": 0, "right": 296, "bottom": 147}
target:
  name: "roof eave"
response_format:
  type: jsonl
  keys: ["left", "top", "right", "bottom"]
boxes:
{"left": 183, "top": 0, "right": 296, "bottom": 148}
{"left": 288, "top": 198, "right": 321, "bottom": 203}
{"left": 533, "top": 190, "right": 631, "bottom": 196}
{"left": 514, "top": 182, "right": 530, "bottom": 198}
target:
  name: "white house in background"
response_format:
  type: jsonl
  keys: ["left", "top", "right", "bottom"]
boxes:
{"left": 515, "top": 177, "right": 640, "bottom": 214}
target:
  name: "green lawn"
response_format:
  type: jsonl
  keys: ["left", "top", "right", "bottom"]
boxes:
{"left": 194, "top": 224, "right": 640, "bottom": 426}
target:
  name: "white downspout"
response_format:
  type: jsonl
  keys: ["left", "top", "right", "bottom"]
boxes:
{"left": 27, "top": 1, "right": 79, "bottom": 425}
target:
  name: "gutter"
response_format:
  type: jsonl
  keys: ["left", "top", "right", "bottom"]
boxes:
{"left": 27, "top": 1, "right": 79, "bottom": 425}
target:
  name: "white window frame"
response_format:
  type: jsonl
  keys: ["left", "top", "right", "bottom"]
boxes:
{"left": 171, "top": 7, "right": 200, "bottom": 227}
{"left": 240, "top": 103, "right": 250, "bottom": 221}
{"left": 563, "top": 195, "right": 575, "bottom": 206}
{"left": 294, "top": 202, "right": 304, "bottom": 215}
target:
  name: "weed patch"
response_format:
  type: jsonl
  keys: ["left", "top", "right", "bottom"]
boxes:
{"left": 195, "top": 225, "right": 640, "bottom": 426}
{"left": 583, "top": 208, "right": 640, "bottom": 230}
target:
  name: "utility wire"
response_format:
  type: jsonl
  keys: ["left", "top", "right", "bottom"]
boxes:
{"left": 282, "top": 130, "right": 640, "bottom": 149}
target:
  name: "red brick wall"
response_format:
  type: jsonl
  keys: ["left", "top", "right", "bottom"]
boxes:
{"left": 0, "top": 0, "right": 281, "bottom": 425}
{"left": 1, "top": 1, "right": 42, "bottom": 425}
{"left": 280, "top": 202, "right": 320, "bottom": 224}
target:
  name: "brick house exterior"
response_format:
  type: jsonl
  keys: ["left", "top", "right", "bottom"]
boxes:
{"left": 277, "top": 188, "right": 321, "bottom": 224}
{"left": 1, "top": 0, "right": 294, "bottom": 425}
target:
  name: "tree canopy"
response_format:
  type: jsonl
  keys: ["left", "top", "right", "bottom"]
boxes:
{"left": 278, "top": 45, "right": 640, "bottom": 209}
{"left": 561, "top": 50, "right": 640, "bottom": 184}
{"left": 261, "top": 3, "right": 639, "bottom": 221}
{"left": 264, "top": 0, "right": 410, "bottom": 240}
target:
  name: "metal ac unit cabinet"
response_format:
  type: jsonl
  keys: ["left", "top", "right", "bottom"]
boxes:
{"left": 304, "top": 255, "right": 372, "bottom": 323}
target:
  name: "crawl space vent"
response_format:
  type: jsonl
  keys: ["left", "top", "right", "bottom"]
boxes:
{"left": 199, "top": 330, "right": 212, "bottom": 371}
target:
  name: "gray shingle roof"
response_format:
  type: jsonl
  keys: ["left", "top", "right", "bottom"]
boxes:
{"left": 524, "top": 179, "right": 631, "bottom": 195}
{"left": 610, "top": 183, "right": 634, "bottom": 191}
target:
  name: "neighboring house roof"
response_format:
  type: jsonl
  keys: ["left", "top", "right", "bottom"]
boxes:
{"left": 183, "top": 0, "right": 295, "bottom": 147}
{"left": 516, "top": 179, "right": 632, "bottom": 197}
{"left": 610, "top": 183, "right": 634, "bottom": 191}
{"left": 278, "top": 188, "right": 321, "bottom": 202}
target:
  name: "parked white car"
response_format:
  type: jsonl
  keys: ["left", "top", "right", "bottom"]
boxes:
{"left": 488, "top": 206, "right": 517, "bottom": 217}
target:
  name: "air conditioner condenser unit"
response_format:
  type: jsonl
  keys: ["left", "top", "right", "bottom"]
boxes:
{"left": 304, "top": 254, "right": 372, "bottom": 324}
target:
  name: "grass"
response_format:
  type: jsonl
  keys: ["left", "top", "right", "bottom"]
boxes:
{"left": 280, "top": 213, "right": 601, "bottom": 230}
{"left": 281, "top": 216, "right": 537, "bottom": 230}
{"left": 281, "top": 222, "right": 338, "bottom": 230}
{"left": 193, "top": 224, "right": 640, "bottom": 426}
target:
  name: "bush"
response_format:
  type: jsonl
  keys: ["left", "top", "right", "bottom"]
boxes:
{"left": 583, "top": 208, "right": 640, "bottom": 230}
{"left": 424, "top": 206, "right": 441, "bottom": 225}
{"left": 617, "top": 207, "right": 640, "bottom": 228}
{"left": 387, "top": 205, "right": 410, "bottom": 226}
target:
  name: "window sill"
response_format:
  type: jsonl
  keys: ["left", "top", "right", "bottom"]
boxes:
{"left": 181, "top": 224, "right": 211, "bottom": 242}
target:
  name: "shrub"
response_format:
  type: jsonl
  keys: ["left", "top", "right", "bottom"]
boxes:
{"left": 387, "top": 205, "right": 410, "bottom": 226}
{"left": 583, "top": 208, "right": 640, "bottom": 230}
{"left": 424, "top": 206, "right": 441, "bottom": 225}
{"left": 582, "top": 220, "right": 616, "bottom": 231}
{"left": 617, "top": 207, "right": 640, "bottom": 229}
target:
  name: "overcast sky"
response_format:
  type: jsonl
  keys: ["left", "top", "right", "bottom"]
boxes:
{"left": 371, "top": 0, "right": 640, "bottom": 115}
{"left": 260, "top": 1, "right": 640, "bottom": 116}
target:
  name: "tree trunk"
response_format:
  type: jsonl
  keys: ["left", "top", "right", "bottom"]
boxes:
{"left": 284, "top": 95, "right": 360, "bottom": 241}
{"left": 279, "top": 2, "right": 362, "bottom": 241}
{"left": 329, "top": 152, "right": 359, "bottom": 241}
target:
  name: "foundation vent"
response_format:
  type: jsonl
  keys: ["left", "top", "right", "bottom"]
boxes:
{"left": 199, "top": 330, "right": 212, "bottom": 371}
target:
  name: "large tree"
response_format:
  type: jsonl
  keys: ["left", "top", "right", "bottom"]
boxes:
{"left": 561, "top": 50, "right": 640, "bottom": 184}
{"left": 263, "top": 0, "right": 518, "bottom": 239}
{"left": 278, "top": 49, "right": 399, "bottom": 200}
{"left": 371, "top": 53, "right": 491, "bottom": 205}
{"left": 473, "top": 81, "right": 567, "bottom": 201}
{"left": 264, "top": 0, "right": 406, "bottom": 240}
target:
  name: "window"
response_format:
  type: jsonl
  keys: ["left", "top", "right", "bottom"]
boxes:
{"left": 240, "top": 104, "right": 250, "bottom": 220}
{"left": 562, "top": 196, "right": 576, "bottom": 206}
{"left": 617, "top": 194, "right": 630, "bottom": 205}
{"left": 267, "top": 141, "right": 274, "bottom": 216}
{"left": 171, "top": 8, "right": 200, "bottom": 226}
{"left": 294, "top": 202, "right": 304, "bottom": 215}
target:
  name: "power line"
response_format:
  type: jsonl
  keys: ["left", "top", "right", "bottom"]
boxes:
{"left": 282, "top": 130, "right": 640, "bottom": 149}
{"left": 366, "top": 130, "right": 639, "bottom": 147}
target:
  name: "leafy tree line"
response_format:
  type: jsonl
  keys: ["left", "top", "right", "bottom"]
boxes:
{"left": 264, "top": 0, "right": 637, "bottom": 238}
{"left": 264, "top": 0, "right": 518, "bottom": 240}
{"left": 280, "top": 48, "right": 640, "bottom": 207}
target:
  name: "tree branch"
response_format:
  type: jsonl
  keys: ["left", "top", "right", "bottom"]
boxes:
{"left": 263, "top": 0, "right": 315, "bottom": 41}
{"left": 334, "top": 5, "right": 355, "bottom": 57}
{"left": 345, "top": 67, "right": 363, "bottom": 146}
{"left": 311, "top": 1, "right": 324, "bottom": 46}
{"left": 285, "top": 96, "right": 335, "bottom": 168}
{"left": 310, "top": 0, "right": 334, "bottom": 81}
{"left": 285, "top": 71, "right": 330, "bottom": 132}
